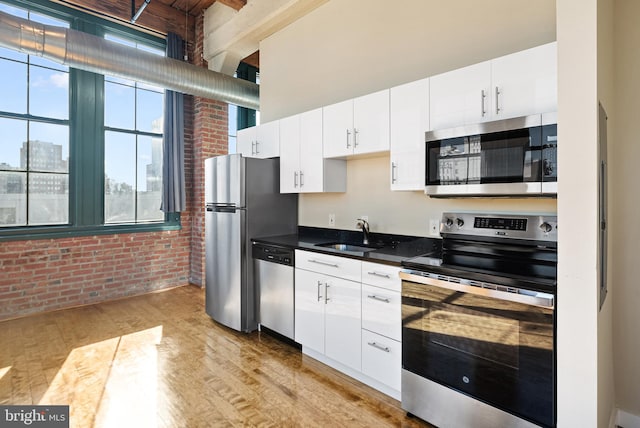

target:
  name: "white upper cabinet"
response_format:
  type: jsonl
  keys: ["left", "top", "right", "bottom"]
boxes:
{"left": 237, "top": 120, "right": 280, "bottom": 158}
{"left": 280, "top": 108, "right": 346, "bottom": 193}
{"left": 490, "top": 41, "right": 557, "bottom": 120}
{"left": 323, "top": 89, "right": 390, "bottom": 158}
{"left": 430, "top": 42, "right": 557, "bottom": 131}
{"left": 390, "top": 77, "right": 429, "bottom": 191}
{"left": 429, "top": 61, "right": 492, "bottom": 131}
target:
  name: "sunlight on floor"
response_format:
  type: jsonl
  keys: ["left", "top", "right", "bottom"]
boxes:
{"left": 0, "top": 366, "right": 11, "bottom": 380}
{"left": 39, "top": 326, "right": 163, "bottom": 428}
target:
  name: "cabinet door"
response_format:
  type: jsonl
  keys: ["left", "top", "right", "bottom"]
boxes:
{"left": 236, "top": 126, "right": 257, "bottom": 157}
{"left": 491, "top": 42, "right": 557, "bottom": 120}
{"left": 353, "top": 89, "right": 390, "bottom": 156}
{"left": 255, "top": 120, "right": 280, "bottom": 158}
{"left": 361, "top": 329, "right": 401, "bottom": 392}
{"left": 324, "top": 276, "right": 362, "bottom": 371}
{"left": 279, "top": 114, "right": 301, "bottom": 193}
{"left": 362, "top": 284, "right": 401, "bottom": 342}
{"left": 294, "top": 268, "right": 325, "bottom": 354}
{"left": 322, "top": 99, "right": 354, "bottom": 158}
{"left": 430, "top": 61, "right": 492, "bottom": 130}
{"left": 298, "top": 108, "right": 325, "bottom": 192}
{"left": 390, "top": 78, "right": 429, "bottom": 191}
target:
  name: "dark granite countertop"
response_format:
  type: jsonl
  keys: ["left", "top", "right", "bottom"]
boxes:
{"left": 253, "top": 226, "right": 441, "bottom": 266}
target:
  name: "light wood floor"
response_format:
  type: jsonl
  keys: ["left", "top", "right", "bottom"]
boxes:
{"left": 0, "top": 285, "right": 432, "bottom": 427}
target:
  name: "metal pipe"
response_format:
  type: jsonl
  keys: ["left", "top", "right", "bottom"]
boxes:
{"left": 131, "top": 0, "right": 151, "bottom": 24}
{"left": 0, "top": 10, "right": 260, "bottom": 110}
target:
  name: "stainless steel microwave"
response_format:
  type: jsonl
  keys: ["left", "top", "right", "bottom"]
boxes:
{"left": 425, "top": 113, "right": 557, "bottom": 197}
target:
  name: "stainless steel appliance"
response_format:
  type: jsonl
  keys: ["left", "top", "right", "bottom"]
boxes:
{"left": 425, "top": 113, "right": 557, "bottom": 197}
{"left": 204, "top": 154, "right": 297, "bottom": 332}
{"left": 253, "top": 242, "right": 295, "bottom": 339}
{"left": 400, "top": 212, "right": 557, "bottom": 428}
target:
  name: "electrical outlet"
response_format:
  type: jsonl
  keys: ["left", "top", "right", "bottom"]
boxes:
{"left": 329, "top": 213, "right": 335, "bottom": 227}
{"left": 429, "top": 219, "right": 440, "bottom": 236}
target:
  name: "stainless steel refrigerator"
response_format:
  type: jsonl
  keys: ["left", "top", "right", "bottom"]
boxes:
{"left": 204, "top": 154, "right": 297, "bottom": 332}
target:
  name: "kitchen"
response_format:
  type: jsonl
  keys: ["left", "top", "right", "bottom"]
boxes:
{"left": 0, "top": 0, "right": 637, "bottom": 427}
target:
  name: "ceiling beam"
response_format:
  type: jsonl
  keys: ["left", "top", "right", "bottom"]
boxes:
{"left": 202, "top": 0, "right": 328, "bottom": 75}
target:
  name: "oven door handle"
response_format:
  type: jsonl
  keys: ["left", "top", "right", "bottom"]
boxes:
{"left": 399, "top": 270, "right": 554, "bottom": 309}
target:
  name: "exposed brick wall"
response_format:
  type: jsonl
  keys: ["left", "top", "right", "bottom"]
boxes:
{"left": 0, "top": 11, "right": 229, "bottom": 321}
{"left": 189, "top": 12, "right": 228, "bottom": 287}
{"left": 0, "top": 232, "right": 190, "bottom": 320}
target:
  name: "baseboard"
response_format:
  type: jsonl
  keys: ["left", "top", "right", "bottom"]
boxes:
{"left": 617, "top": 409, "right": 640, "bottom": 428}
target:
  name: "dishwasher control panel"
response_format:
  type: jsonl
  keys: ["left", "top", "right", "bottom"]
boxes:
{"left": 252, "top": 243, "right": 294, "bottom": 266}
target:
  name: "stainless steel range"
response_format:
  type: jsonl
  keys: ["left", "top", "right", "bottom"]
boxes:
{"left": 400, "top": 212, "right": 557, "bottom": 428}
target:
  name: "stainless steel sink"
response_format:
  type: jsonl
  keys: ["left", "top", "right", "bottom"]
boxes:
{"left": 315, "top": 242, "right": 378, "bottom": 253}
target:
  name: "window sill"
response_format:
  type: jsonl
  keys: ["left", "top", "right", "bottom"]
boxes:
{"left": 0, "top": 219, "right": 181, "bottom": 242}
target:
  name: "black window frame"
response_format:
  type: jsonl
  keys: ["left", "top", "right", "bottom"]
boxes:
{"left": 0, "top": 0, "right": 180, "bottom": 242}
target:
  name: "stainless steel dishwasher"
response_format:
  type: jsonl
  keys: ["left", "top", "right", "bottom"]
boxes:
{"left": 252, "top": 242, "right": 295, "bottom": 340}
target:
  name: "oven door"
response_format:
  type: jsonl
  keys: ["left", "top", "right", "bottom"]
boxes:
{"left": 400, "top": 270, "right": 555, "bottom": 428}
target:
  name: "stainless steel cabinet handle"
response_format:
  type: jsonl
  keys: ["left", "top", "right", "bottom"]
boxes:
{"left": 481, "top": 89, "right": 486, "bottom": 117}
{"left": 308, "top": 259, "right": 339, "bottom": 268}
{"left": 251, "top": 141, "right": 256, "bottom": 155}
{"left": 346, "top": 129, "right": 351, "bottom": 148}
{"left": 300, "top": 171, "right": 304, "bottom": 187}
{"left": 367, "top": 341, "right": 390, "bottom": 353}
{"left": 353, "top": 128, "right": 359, "bottom": 147}
{"left": 495, "top": 86, "right": 501, "bottom": 115}
{"left": 367, "top": 271, "right": 391, "bottom": 279}
{"left": 317, "top": 280, "right": 323, "bottom": 302}
{"left": 255, "top": 140, "right": 260, "bottom": 154}
{"left": 294, "top": 171, "right": 299, "bottom": 187}
{"left": 367, "top": 294, "right": 390, "bottom": 303}
{"left": 391, "top": 162, "right": 397, "bottom": 184}
{"left": 324, "top": 283, "right": 330, "bottom": 303}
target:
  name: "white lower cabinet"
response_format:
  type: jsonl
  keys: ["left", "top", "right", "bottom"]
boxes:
{"left": 294, "top": 251, "right": 362, "bottom": 372}
{"left": 294, "top": 251, "right": 402, "bottom": 399}
{"left": 362, "top": 329, "right": 401, "bottom": 392}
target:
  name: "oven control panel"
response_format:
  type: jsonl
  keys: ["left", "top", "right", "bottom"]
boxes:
{"left": 441, "top": 212, "right": 557, "bottom": 242}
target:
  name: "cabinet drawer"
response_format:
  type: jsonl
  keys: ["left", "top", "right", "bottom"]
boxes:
{"left": 361, "top": 262, "right": 401, "bottom": 292}
{"left": 362, "top": 284, "right": 401, "bottom": 341}
{"left": 362, "top": 329, "right": 401, "bottom": 392}
{"left": 295, "top": 250, "right": 361, "bottom": 282}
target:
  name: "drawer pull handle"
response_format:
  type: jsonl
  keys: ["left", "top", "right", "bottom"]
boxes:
{"left": 367, "top": 271, "right": 390, "bottom": 279}
{"left": 317, "top": 280, "right": 323, "bottom": 302}
{"left": 367, "top": 294, "right": 390, "bottom": 303}
{"left": 308, "top": 259, "right": 339, "bottom": 268}
{"left": 367, "top": 341, "right": 390, "bottom": 353}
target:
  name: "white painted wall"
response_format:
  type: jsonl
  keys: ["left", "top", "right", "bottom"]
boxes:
{"left": 613, "top": 0, "right": 640, "bottom": 419}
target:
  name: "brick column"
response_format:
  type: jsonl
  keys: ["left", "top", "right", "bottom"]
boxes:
{"left": 189, "top": 12, "right": 229, "bottom": 286}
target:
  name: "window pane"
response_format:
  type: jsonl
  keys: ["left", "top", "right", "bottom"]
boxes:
{"left": 28, "top": 173, "right": 68, "bottom": 225}
{"left": 105, "top": 81, "right": 135, "bottom": 129}
{"left": 0, "top": 118, "right": 27, "bottom": 170}
{"left": 137, "top": 135, "right": 163, "bottom": 222}
{"left": 0, "top": 171, "right": 26, "bottom": 226}
{"left": 29, "top": 66, "right": 69, "bottom": 119}
{"left": 28, "top": 122, "right": 69, "bottom": 172}
{"left": 136, "top": 89, "right": 164, "bottom": 132}
{"left": 0, "top": 59, "right": 27, "bottom": 113}
{"left": 105, "top": 131, "right": 136, "bottom": 223}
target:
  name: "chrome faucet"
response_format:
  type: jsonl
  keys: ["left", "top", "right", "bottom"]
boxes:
{"left": 356, "top": 218, "right": 370, "bottom": 245}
